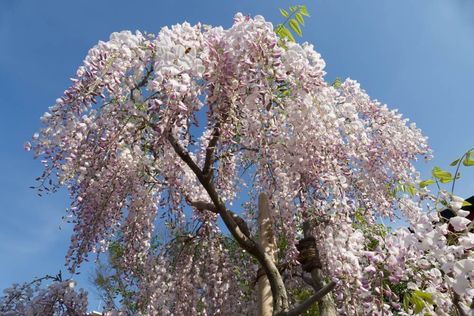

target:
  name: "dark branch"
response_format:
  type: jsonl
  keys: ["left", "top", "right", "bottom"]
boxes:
{"left": 301, "top": 273, "right": 317, "bottom": 289}
{"left": 167, "top": 134, "right": 207, "bottom": 184}
{"left": 190, "top": 200, "right": 251, "bottom": 238}
{"left": 453, "top": 291, "right": 468, "bottom": 316}
{"left": 167, "top": 133, "right": 252, "bottom": 247}
{"left": 167, "top": 132, "right": 289, "bottom": 312}
{"left": 202, "top": 122, "right": 221, "bottom": 179}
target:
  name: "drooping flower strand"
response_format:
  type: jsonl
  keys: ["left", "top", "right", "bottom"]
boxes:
{"left": 28, "top": 13, "right": 473, "bottom": 315}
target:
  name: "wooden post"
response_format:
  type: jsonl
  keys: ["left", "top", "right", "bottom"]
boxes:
{"left": 257, "top": 192, "right": 276, "bottom": 316}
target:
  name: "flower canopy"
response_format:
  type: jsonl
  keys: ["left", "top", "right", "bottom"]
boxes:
{"left": 24, "top": 13, "right": 472, "bottom": 315}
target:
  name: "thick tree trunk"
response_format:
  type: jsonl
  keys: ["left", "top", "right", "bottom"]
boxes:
{"left": 257, "top": 193, "right": 276, "bottom": 316}
{"left": 302, "top": 222, "right": 337, "bottom": 316}
{"left": 310, "top": 269, "right": 337, "bottom": 316}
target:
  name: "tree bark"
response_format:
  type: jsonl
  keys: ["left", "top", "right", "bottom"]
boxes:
{"left": 302, "top": 221, "right": 338, "bottom": 316}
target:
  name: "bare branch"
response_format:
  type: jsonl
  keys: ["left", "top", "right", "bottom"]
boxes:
{"left": 202, "top": 122, "right": 221, "bottom": 179}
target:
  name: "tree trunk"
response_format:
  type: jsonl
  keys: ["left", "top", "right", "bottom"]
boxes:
{"left": 302, "top": 222, "right": 337, "bottom": 316}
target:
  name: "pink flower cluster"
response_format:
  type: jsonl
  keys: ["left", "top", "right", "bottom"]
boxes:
{"left": 0, "top": 279, "right": 87, "bottom": 315}
{"left": 29, "top": 13, "right": 472, "bottom": 314}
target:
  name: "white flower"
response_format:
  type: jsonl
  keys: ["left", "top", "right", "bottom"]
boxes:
{"left": 458, "top": 233, "right": 474, "bottom": 249}
{"left": 450, "top": 216, "right": 471, "bottom": 231}
{"left": 449, "top": 195, "right": 464, "bottom": 211}
{"left": 23, "top": 142, "right": 32, "bottom": 151}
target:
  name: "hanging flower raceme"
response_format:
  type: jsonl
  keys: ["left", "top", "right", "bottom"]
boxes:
{"left": 28, "top": 12, "right": 472, "bottom": 315}
{"left": 0, "top": 277, "right": 88, "bottom": 316}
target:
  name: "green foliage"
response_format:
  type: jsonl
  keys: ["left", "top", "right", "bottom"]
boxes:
{"left": 296, "top": 12, "right": 305, "bottom": 26}
{"left": 419, "top": 179, "right": 435, "bottom": 188}
{"left": 280, "top": 8, "right": 289, "bottom": 18}
{"left": 276, "top": 26, "right": 295, "bottom": 43}
{"left": 352, "top": 208, "right": 389, "bottom": 251}
{"left": 390, "top": 280, "right": 409, "bottom": 301}
{"left": 93, "top": 241, "right": 142, "bottom": 314}
{"left": 449, "top": 158, "right": 461, "bottom": 166}
{"left": 276, "top": 5, "right": 309, "bottom": 45}
{"left": 289, "top": 19, "right": 302, "bottom": 37}
{"left": 332, "top": 77, "right": 342, "bottom": 88}
{"left": 431, "top": 166, "right": 453, "bottom": 184}
{"left": 418, "top": 148, "right": 474, "bottom": 197}
{"left": 402, "top": 290, "right": 434, "bottom": 314}
{"left": 389, "top": 180, "right": 418, "bottom": 198}
{"left": 406, "top": 184, "right": 416, "bottom": 197}
{"left": 462, "top": 149, "right": 474, "bottom": 166}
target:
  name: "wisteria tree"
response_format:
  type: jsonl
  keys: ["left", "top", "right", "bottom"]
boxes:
{"left": 9, "top": 12, "right": 473, "bottom": 315}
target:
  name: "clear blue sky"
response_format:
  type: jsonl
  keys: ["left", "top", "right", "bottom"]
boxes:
{"left": 1, "top": 0, "right": 473, "bottom": 310}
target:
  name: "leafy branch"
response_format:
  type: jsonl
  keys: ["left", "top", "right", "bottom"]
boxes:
{"left": 276, "top": 5, "right": 309, "bottom": 44}
{"left": 419, "top": 148, "right": 474, "bottom": 198}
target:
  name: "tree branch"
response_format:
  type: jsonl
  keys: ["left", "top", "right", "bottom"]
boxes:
{"left": 167, "top": 132, "right": 289, "bottom": 312}
{"left": 167, "top": 134, "right": 207, "bottom": 184}
{"left": 300, "top": 273, "right": 317, "bottom": 289}
{"left": 190, "top": 200, "right": 251, "bottom": 238}
{"left": 453, "top": 291, "right": 468, "bottom": 316}
{"left": 202, "top": 122, "right": 221, "bottom": 180}
{"left": 276, "top": 281, "right": 337, "bottom": 316}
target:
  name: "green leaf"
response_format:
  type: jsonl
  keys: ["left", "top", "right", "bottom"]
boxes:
{"left": 412, "top": 295, "right": 425, "bottom": 313}
{"left": 354, "top": 209, "right": 366, "bottom": 224}
{"left": 289, "top": 19, "right": 302, "bottom": 37}
{"left": 413, "top": 291, "right": 433, "bottom": 304}
{"left": 279, "top": 8, "right": 289, "bottom": 18}
{"left": 406, "top": 184, "right": 416, "bottom": 197}
{"left": 135, "top": 102, "right": 147, "bottom": 111}
{"left": 419, "top": 179, "right": 435, "bottom": 188}
{"left": 403, "top": 293, "right": 411, "bottom": 311}
{"left": 440, "top": 178, "right": 453, "bottom": 184}
{"left": 432, "top": 166, "right": 453, "bottom": 183}
{"left": 332, "top": 77, "right": 342, "bottom": 88}
{"left": 395, "top": 184, "right": 405, "bottom": 193}
{"left": 290, "top": 6, "right": 297, "bottom": 12}
{"left": 450, "top": 158, "right": 461, "bottom": 166}
{"left": 295, "top": 12, "right": 305, "bottom": 26}
{"left": 462, "top": 150, "right": 474, "bottom": 166}
{"left": 300, "top": 5, "right": 310, "bottom": 16}
{"left": 277, "top": 25, "right": 295, "bottom": 42}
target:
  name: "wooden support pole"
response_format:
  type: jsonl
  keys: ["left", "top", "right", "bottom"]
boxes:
{"left": 257, "top": 192, "right": 276, "bottom": 316}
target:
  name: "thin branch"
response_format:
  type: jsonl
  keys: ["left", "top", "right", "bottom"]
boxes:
{"left": 190, "top": 200, "right": 251, "bottom": 238}
{"left": 167, "top": 133, "right": 206, "bottom": 184}
{"left": 453, "top": 291, "right": 468, "bottom": 316}
{"left": 202, "top": 122, "right": 221, "bottom": 179}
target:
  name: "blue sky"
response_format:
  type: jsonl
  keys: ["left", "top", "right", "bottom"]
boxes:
{"left": 1, "top": 0, "right": 473, "bottom": 310}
